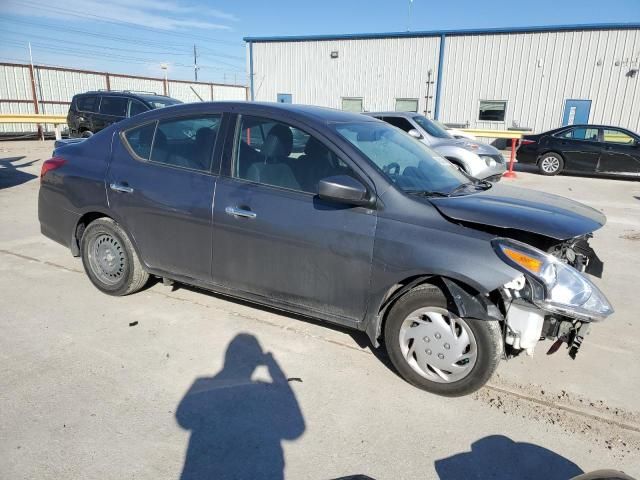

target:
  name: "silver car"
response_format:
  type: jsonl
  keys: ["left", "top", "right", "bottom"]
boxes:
{"left": 367, "top": 112, "right": 506, "bottom": 180}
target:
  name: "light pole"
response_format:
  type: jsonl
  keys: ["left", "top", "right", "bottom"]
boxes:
{"left": 406, "top": 0, "right": 414, "bottom": 32}
{"left": 160, "top": 63, "right": 168, "bottom": 96}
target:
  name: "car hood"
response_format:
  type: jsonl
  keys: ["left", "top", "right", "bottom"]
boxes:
{"left": 429, "top": 184, "right": 606, "bottom": 240}
{"left": 431, "top": 138, "right": 500, "bottom": 155}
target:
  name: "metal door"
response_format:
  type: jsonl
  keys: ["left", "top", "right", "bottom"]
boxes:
{"left": 562, "top": 100, "right": 591, "bottom": 126}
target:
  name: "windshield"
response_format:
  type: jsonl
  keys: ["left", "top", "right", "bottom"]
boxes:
{"left": 412, "top": 115, "right": 453, "bottom": 139}
{"left": 334, "top": 121, "right": 469, "bottom": 195}
{"left": 139, "top": 96, "right": 183, "bottom": 109}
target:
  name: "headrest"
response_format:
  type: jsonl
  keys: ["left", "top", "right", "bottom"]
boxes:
{"left": 262, "top": 124, "right": 293, "bottom": 159}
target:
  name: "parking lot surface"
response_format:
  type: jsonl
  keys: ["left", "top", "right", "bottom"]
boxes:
{"left": 1, "top": 141, "right": 640, "bottom": 479}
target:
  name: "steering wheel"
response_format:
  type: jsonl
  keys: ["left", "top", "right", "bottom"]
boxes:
{"left": 383, "top": 162, "right": 401, "bottom": 176}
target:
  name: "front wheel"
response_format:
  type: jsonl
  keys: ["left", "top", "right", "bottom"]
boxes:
{"left": 538, "top": 152, "right": 564, "bottom": 176}
{"left": 384, "top": 284, "right": 502, "bottom": 397}
{"left": 81, "top": 218, "right": 149, "bottom": 296}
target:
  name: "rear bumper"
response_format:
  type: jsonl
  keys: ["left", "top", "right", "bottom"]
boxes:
{"left": 38, "top": 187, "right": 80, "bottom": 250}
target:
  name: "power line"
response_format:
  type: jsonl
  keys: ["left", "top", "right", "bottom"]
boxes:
{"left": 9, "top": 0, "right": 243, "bottom": 46}
{"left": 3, "top": 39, "right": 245, "bottom": 72}
{"left": 2, "top": 28, "right": 192, "bottom": 57}
{"left": 0, "top": 17, "right": 245, "bottom": 62}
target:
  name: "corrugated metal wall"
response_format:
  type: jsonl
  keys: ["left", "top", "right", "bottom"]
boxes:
{"left": 250, "top": 28, "right": 640, "bottom": 134}
{"left": 0, "top": 62, "right": 248, "bottom": 134}
{"left": 440, "top": 29, "right": 640, "bottom": 132}
{"left": 252, "top": 37, "right": 441, "bottom": 113}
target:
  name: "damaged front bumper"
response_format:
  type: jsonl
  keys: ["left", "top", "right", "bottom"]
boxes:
{"left": 495, "top": 236, "right": 613, "bottom": 360}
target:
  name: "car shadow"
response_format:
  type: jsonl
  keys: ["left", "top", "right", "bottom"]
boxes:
{"left": 435, "top": 435, "right": 583, "bottom": 480}
{"left": 0, "top": 156, "right": 38, "bottom": 190}
{"left": 176, "top": 333, "right": 305, "bottom": 480}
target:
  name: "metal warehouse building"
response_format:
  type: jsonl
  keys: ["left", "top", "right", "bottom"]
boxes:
{"left": 245, "top": 24, "right": 640, "bottom": 134}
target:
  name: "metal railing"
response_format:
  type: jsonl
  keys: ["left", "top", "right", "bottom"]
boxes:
{"left": 0, "top": 114, "right": 67, "bottom": 140}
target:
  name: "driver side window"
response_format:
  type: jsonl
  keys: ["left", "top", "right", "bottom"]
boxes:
{"left": 234, "top": 115, "right": 353, "bottom": 194}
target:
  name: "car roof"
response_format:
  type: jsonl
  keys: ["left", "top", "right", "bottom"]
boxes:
{"left": 76, "top": 90, "right": 170, "bottom": 99}
{"left": 122, "top": 101, "right": 381, "bottom": 126}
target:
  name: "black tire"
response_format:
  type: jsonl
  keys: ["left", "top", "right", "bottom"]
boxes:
{"left": 80, "top": 217, "right": 149, "bottom": 296}
{"left": 537, "top": 152, "right": 564, "bottom": 176}
{"left": 384, "top": 284, "right": 502, "bottom": 397}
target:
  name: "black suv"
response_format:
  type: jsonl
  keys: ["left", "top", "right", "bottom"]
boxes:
{"left": 67, "top": 90, "right": 182, "bottom": 138}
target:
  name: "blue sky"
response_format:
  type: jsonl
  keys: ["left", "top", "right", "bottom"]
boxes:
{"left": 0, "top": 0, "right": 638, "bottom": 85}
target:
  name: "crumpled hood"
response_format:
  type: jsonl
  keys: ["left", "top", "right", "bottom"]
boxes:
{"left": 431, "top": 138, "right": 500, "bottom": 155}
{"left": 429, "top": 184, "right": 606, "bottom": 240}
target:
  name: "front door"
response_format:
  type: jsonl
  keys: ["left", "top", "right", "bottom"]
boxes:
{"left": 562, "top": 99, "right": 591, "bottom": 126}
{"left": 107, "top": 113, "right": 224, "bottom": 280}
{"left": 211, "top": 113, "right": 377, "bottom": 323}
{"left": 598, "top": 128, "right": 640, "bottom": 175}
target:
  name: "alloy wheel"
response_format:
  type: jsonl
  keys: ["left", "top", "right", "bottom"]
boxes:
{"left": 540, "top": 156, "right": 561, "bottom": 173}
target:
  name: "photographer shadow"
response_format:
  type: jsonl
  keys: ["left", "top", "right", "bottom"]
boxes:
{"left": 176, "top": 333, "right": 305, "bottom": 480}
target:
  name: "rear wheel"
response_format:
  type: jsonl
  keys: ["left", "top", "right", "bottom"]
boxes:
{"left": 538, "top": 152, "right": 564, "bottom": 175}
{"left": 384, "top": 284, "right": 502, "bottom": 396}
{"left": 80, "top": 218, "right": 148, "bottom": 296}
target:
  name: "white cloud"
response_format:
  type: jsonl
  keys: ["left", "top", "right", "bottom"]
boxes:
{"left": 1, "top": 0, "right": 238, "bottom": 30}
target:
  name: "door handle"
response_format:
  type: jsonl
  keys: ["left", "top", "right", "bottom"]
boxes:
{"left": 110, "top": 182, "right": 134, "bottom": 193}
{"left": 225, "top": 206, "right": 256, "bottom": 219}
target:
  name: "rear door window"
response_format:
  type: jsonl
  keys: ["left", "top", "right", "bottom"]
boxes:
{"left": 149, "top": 115, "right": 222, "bottom": 172}
{"left": 123, "top": 122, "right": 156, "bottom": 160}
{"left": 76, "top": 95, "right": 98, "bottom": 112}
{"left": 99, "top": 97, "right": 129, "bottom": 117}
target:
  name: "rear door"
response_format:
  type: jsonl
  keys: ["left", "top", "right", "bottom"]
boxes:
{"left": 107, "top": 111, "right": 225, "bottom": 280}
{"left": 211, "top": 112, "right": 377, "bottom": 323}
{"left": 598, "top": 128, "right": 640, "bottom": 175}
{"left": 95, "top": 96, "right": 128, "bottom": 132}
{"left": 553, "top": 127, "right": 601, "bottom": 172}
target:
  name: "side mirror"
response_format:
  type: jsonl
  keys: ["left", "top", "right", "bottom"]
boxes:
{"left": 318, "top": 175, "right": 373, "bottom": 207}
{"left": 408, "top": 129, "right": 423, "bottom": 139}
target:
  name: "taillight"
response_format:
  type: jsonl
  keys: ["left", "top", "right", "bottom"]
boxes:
{"left": 40, "top": 157, "right": 66, "bottom": 181}
{"left": 520, "top": 139, "right": 536, "bottom": 145}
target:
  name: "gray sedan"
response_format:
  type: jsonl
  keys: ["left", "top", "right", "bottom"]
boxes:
{"left": 38, "top": 102, "right": 612, "bottom": 396}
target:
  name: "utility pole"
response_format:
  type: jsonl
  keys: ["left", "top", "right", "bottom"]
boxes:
{"left": 193, "top": 44, "right": 198, "bottom": 82}
{"left": 28, "top": 42, "right": 43, "bottom": 140}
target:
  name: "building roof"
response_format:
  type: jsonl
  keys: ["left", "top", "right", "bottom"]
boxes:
{"left": 244, "top": 23, "right": 640, "bottom": 43}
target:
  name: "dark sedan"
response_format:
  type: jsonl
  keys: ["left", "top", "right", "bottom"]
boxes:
{"left": 517, "top": 124, "right": 640, "bottom": 176}
{"left": 39, "top": 102, "right": 613, "bottom": 396}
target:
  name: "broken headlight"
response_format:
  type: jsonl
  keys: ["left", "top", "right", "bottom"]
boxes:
{"left": 493, "top": 238, "right": 613, "bottom": 322}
